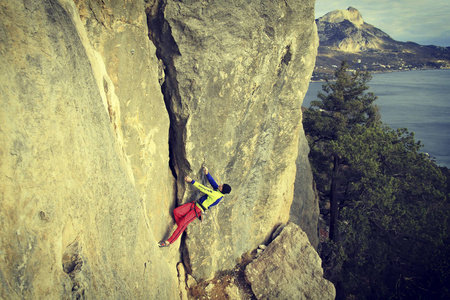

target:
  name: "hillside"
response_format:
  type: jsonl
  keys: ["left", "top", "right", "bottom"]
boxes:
{"left": 313, "top": 7, "right": 450, "bottom": 80}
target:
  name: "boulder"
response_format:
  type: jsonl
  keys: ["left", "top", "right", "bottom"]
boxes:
{"left": 245, "top": 223, "right": 335, "bottom": 300}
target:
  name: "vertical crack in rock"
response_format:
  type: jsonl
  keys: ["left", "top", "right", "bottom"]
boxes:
{"left": 146, "top": 1, "right": 191, "bottom": 198}
{"left": 146, "top": 0, "right": 194, "bottom": 275}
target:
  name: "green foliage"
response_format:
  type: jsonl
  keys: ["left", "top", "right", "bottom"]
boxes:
{"left": 334, "top": 125, "right": 448, "bottom": 299}
{"left": 305, "top": 61, "right": 379, "bottom": 144}
{"left": 304, "top": 61, "right": 450, "bottom": 299}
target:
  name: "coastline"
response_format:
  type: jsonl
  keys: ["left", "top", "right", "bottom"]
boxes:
{"left": 310, "top": 66, "right": 450, "bottom": 82}
{"left": 305, "top": 69, "right": 450, "bottom": 167}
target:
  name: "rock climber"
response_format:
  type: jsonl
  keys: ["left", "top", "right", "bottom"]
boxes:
{"left": 158, "top": 166, "right": 231, "bottom": 247}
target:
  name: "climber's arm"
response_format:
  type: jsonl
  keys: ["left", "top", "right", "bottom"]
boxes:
{"left": 185, "top": 176, "right": 214, "bottom": 195}
{"left": 192, "top": 181, "right": 214, "bottom": 195}
{"left": 206, "top": 173, "right": 219, "bottom": 189}
{"left": 203, "top": 166, "right": 219, "bottom": 189}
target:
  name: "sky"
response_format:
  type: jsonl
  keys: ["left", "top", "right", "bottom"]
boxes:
{"left": 315, "top": 0, "right": 450, "bottom": 47}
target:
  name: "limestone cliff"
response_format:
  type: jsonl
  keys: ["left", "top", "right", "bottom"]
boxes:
{"left": 0, "top": 0, "right": 325, "bottom": 298}
{"left": 1, "top": 0, "right": 178, "bottom": 298}
{"left": 153, "top": 0, "right": 319, "bottom": 280}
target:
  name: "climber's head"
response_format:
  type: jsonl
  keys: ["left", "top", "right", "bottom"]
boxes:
{"left": 219, "top": 184, "right": 231, "bottom": 194}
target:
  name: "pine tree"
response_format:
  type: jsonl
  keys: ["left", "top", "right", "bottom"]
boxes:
{"left": 304, "top": 61, "right": 379, "bottom": 240}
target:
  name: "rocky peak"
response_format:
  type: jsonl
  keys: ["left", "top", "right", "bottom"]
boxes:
{"left": 316, "top": 7, "right": 393, "bottom": 53}
{"left": 313, "top": 7, "right": 450, "bottom": 80}
{"left": 319, "top": 6, "right": 364, "bottom": 28}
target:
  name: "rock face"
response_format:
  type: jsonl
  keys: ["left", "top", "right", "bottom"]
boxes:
{"left": 155, "top": 1, "right": 317, "bottom": 279}
{"left": 245, "top": 223, "right": 336, "bottom": 300}
{"left": 0, "top": 0, "right": 325, "bottom": 298}
{"left": 0, "top": 0, "right": 177, "bottom": 298}
{"left": 154, "top": 0, "right": 318, "bottom": 280}
{"left": 291, "top": 122, "right": 320, "bottom": 249}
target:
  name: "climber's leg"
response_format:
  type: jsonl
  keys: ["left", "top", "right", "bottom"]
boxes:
{"left": 173, "top": 202, "right": 192, "bottom": 225}
{"left": 167, "top": 204, "right": 201, "bottom": 244}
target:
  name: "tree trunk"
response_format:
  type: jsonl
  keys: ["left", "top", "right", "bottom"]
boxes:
{"left": 329, "top": 155, "right": 340, "bottom": 241}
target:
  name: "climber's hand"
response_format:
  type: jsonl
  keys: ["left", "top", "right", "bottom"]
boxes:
{"left": 203, "top": 166, "right": 209, "bottom": 175}
{"left": 185, "top": 176, "right": 193, "bottom": 183}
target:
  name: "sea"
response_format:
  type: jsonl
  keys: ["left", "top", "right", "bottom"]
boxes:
{"left": 303, "top": 69, "right": 450, "bottom": 168}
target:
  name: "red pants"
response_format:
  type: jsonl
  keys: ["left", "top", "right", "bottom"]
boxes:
{"left": 167, "top": 201, "right": 202, "bottom": 244}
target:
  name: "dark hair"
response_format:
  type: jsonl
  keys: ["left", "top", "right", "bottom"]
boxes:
{"left": 222, "top": 184, "right": 231, "bottom": 194}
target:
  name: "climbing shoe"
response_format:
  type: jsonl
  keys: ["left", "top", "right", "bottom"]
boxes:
{"left": 158, "top": 241, "right": 170, "bottom": 247}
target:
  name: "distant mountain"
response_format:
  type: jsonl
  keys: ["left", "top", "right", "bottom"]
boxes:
{"left": 313, "top": 7, "right": 450, "bottom": 80}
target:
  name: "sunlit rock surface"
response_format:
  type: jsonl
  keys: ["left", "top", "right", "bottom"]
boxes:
{"left": 0, "top": 0, "right": 177, "bottom": 298}
{"left": 0, "top": 0, "right": 326, "bottom": 298}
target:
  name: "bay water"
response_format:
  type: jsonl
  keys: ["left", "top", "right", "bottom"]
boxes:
{"left": 303, "top": 69, "right": 450, "bottom": 167}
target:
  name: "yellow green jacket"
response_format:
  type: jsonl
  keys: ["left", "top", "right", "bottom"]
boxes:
{"left": 191, "top": 173, "right": 224, "bottom": 212}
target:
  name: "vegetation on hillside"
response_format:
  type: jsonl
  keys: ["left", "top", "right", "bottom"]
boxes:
{"left": 304, "top": 61, "right": 450, "bottom": 299}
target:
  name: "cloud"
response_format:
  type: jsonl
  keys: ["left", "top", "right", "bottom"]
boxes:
{"left": 315, "top": 0, "right": 450, "bottom": 46}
